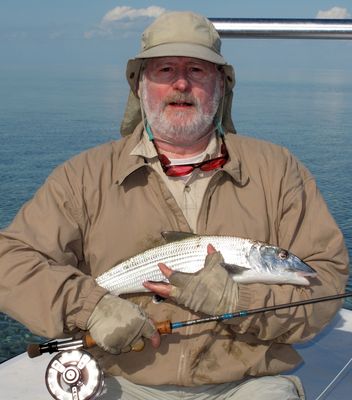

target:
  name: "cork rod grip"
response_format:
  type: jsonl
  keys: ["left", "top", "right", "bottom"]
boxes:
{"left": 155, "top": 320, "right": 172, "bottom": 334}
{"left": 82, "top": 335, "right": 145, "bottom": 352}
{"left": 82, "top": 319, "right": 173, "bottom": 352}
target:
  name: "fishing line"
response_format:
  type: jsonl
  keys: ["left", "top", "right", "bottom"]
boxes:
{"left": 314, "top": 357, "right": 352, "bottom": 400}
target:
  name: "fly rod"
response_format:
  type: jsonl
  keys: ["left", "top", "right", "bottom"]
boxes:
{"left": 27, "top": 291, "right": 352, "bottom": 357}
{"left": 156, "top": 291, "right": 352, "bottom": 333}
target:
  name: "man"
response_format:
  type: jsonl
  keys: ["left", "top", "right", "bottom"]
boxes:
{"left": 0, "top": 11, "right": 349, "bottom": 400}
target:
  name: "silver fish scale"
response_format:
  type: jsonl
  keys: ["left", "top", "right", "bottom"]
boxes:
{"left": 96, "top": 236, "right": 254, "bottom": 295}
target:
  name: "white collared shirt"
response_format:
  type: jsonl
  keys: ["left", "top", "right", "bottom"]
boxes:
{"left": 131, "top": 131, "right": 221, "bottom": 232}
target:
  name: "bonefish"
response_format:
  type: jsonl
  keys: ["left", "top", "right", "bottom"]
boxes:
{"left": 96, "top": 232, "right": 317, "bottom": 296}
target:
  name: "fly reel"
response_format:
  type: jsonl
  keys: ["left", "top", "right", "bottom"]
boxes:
{"left": 45, "top": 350, "right": 104, "bottom": 400}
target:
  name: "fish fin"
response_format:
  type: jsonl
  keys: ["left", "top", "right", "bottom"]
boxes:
{"left": 220, "top": 262, "right": 250, "bottom": 274}
{"left": 161, "top": 231, "right": 196, "bottom": 243}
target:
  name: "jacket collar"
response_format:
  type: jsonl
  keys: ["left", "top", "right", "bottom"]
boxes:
{"left": 113, "top": 123, "right": 248, "bottom": 186}
{"left": 222, "top": 135, "right": 249, "bottom": 186}
{"left": 112, "top": 123, "right": 148, "bottom": 185}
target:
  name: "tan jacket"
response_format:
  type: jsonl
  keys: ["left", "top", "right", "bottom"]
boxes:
{"left": 0, "top": 124, "right": 348, "bottom": 386}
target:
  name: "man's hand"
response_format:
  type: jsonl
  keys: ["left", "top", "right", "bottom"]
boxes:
{"left": 87, "top": 293, "right": 160, "bottom": 354}
{"left": 143, "top": 244, "right": 239, "bottom": 315}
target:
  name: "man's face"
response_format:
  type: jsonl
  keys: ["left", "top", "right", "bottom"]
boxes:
{"left": 140, "top": 56, "right": 223, "bottom": 146}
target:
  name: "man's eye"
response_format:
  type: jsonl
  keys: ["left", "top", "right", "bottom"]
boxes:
{"left": 160, "top": 67, "right": 173, "bottom": 73}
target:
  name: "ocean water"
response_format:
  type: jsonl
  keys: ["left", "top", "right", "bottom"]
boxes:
{"left": 0, "top": 66, "right": 351, "bottom": 363}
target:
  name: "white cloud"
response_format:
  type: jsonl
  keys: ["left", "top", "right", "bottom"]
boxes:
{"left": 85, "top": 6, "right": 166, "bottom": 39}
{"left": 316, "top": 6, "right": 351, "bottom": 19}
{"left": 102, "top": 6, "right": 165, "bottom": 24}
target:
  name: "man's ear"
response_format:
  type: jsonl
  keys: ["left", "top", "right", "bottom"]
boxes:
{"left": 137, "top": 62, "right": 147, "bottom": 99}
{"left": 221, "top": 76, "right": 226, "bottom": 97}
{"left": 135, "top": 73, "right": 141, "bottom": 98}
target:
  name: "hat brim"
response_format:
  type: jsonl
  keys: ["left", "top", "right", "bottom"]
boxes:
{"left": 136, "top": 42, "right": 227, "bottom": 65}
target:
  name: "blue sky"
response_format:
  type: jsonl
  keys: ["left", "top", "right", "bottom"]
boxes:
{"left": 1, "top": 1, "right": 352, "bottom": 83}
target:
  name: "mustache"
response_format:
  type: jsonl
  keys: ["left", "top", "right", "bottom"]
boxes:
{"left": 162, "top": 93, "right": 199, "bottom": 108}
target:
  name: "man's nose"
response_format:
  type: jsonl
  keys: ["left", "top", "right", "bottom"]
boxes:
{"left": 172, "top": 71, "right": 191, "bottom": 91}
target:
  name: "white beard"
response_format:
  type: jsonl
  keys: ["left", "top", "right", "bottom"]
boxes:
{"left": 141, "top": 77, "right": 222, "bottom": 146}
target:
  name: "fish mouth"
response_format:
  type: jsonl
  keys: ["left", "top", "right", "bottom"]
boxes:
{"left": 292, "top": 258, "right": 317, "bottom": 277}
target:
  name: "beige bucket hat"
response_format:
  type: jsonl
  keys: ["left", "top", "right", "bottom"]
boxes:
{"left": 121, "top": 11, "right": 236, "bottom": 136}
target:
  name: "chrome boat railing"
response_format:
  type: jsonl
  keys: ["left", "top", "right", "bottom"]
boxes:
{"left": 209, "top": 18, "right": 352, "bottom": 39}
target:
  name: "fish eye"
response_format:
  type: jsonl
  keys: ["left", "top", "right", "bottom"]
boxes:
{"left": 278, "top": 249, "right": 289, "bottom": 260}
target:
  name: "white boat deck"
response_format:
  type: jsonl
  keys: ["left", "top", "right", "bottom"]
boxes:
{"left": 292, "top": 308, "right": 352, "bottom": 399}
{"left": 0, "top": 309, "right": 351, "bottom": 399}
